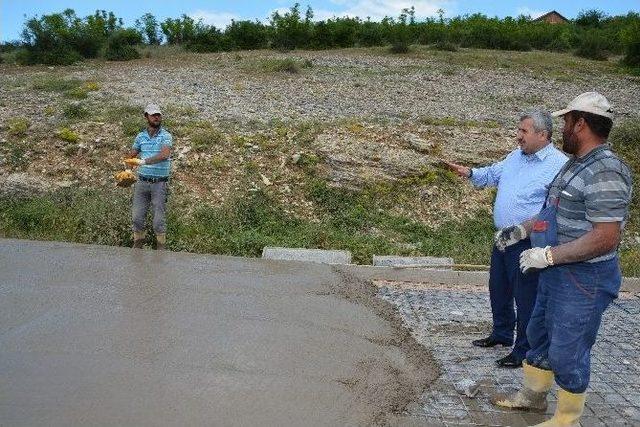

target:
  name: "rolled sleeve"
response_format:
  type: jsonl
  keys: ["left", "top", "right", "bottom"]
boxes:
{"left": 584, "top": 170, "right": 632, "bottom": 223}
{"left": 470, "top": 157, "right": 506, "bottom": 188}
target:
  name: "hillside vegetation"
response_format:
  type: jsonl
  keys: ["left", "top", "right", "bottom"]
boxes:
{"left": 0, "top": 44, "right": 638, "bottom": 275}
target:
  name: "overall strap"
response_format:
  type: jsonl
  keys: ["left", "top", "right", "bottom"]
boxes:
{"left": 544, "top": 156, "right": 605, "bottom": 206}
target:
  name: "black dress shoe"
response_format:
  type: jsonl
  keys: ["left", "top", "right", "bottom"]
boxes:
{"left": 471, "top": 336, "right": 512, "bottom": 348}
{"left": 496, "top": 353, "right": 523, "bottom": 368}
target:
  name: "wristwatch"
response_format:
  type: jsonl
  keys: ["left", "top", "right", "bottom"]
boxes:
{"left": 544, "top": 246, "right": 554, "bottom": 265}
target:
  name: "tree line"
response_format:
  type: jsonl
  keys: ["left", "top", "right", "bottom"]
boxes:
{"left": 1, "top": 4, "right": 638, "bottom": 69}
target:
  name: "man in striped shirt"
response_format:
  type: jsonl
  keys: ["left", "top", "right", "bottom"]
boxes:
{"left": 446, "top": 109, "right": 567, "bottom": 369}
{"left": 124, "top": 104, "right": 173, "bottom": 250}
{"left": 492, "top": 92, "right": 632, "bottom": 426}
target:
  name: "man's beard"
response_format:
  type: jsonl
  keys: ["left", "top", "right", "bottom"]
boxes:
{"left": 562, "top": 127, "right": 579, "bottom": 155}
{"left": 148, "top": 121, "right": 161, "bottom": 129}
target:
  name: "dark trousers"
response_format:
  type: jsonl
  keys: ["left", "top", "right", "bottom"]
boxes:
{"left": 489, "top": 239, "right": 540, "bottom": 361}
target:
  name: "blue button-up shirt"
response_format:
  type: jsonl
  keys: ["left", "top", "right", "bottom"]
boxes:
{"left": 471, "top": 143, "right": 568, "bottom": 229}
{"left": 132, "top": 127, "right": 173, "bottom": 178}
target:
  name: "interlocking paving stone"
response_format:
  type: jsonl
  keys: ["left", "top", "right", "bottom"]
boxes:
{"left": 376, "top": 281, "right": 640, "bottom": 426}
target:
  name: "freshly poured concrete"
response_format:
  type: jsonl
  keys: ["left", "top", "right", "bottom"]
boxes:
{"left": 0, "top": 239, "right": 437, "bottom": 426}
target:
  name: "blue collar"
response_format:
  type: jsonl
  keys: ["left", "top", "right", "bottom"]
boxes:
{"left": 522, "top": 142, "right": 554, "bottom": 161}
{"left": 144, "top": 126, "right": 164, "bottom": 138}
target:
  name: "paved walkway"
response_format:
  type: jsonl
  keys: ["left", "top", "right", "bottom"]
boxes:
{"left": 377, "top": 280, "right": 640, "bottom": 427}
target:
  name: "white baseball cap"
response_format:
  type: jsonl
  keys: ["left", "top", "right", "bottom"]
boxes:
{"left": 144, "top": 104, "right": 162, "bottom": 115}
{"left": 552, "top": 91, "right": 613, "bottom": 119}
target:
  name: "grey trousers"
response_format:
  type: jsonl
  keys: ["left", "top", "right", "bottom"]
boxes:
{"left": 132, "top": 180, "right": 168, "bottom": 233}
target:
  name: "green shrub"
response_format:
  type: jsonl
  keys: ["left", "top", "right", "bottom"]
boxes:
{"left": 161, "top": 14, "right": 198, "bottom": 45}
{"left": 63, "top": 103, "right": 89, "bottom": 119}
{"left": 7, "top": 145, "right": 28, "bottom": 168}
{"left": 575, "top": 9, "right": 607, "bottom": 28}
{"left": 19, "top": 9, "right": 125, "bottom": 65}
{"left": 258, "top": 57, "right": 311, "bottom": 73}
{"left": 191, "top": 127, "right": 224, "bottom": 151}
{"left": 434, "top": 40, "right": 458, "bottom": 51}
{"left": 621, "top": 21, "right": 640, "bottom": 67}
{"left": 121, "top": 117, "right": 142, "bottom": 137}
{"left": 226, "top": 20, "right": 269, "bottom": 50}
{"left": 84, "top": 81, "right": 100, "bottom": 91}
{"left": 575, "top": 30, "right": 609, "bottom": 60}
{"left": 185, "top": 26, "right": 233, "bottom": 53}
{"left": 32, "top": 77, "right": 82, "bottom": 92}
{"left": 56, "top": 127, "right": 79, "bottom": 142}
{"left": 104, "top": 29, "right": 142, "bottom": 61}
{"left": 7, "top": 117, "right": 30, "bottom": 136}
{"left": 211, "top": 155, "right": 229, "bottom": 169}
{"left": 65, "top": 86, "right": 89, "bottom": 99}
{"left": 547, "top": 33, "right": 572, "bottom": 52}
{"left": 270, "top": 3, "right": 314, "bottom": 51}
{"left": 135, "top": 13, "right": 162, "bottom": 45}
{"left": 389, "top": 41, "right": 410, "bottom": 53}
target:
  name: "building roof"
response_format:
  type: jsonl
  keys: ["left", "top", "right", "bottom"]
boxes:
{"left": 533, "top": 10, "right": 570, "bottom": 23}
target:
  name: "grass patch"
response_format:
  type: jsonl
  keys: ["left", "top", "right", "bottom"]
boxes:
{"left": 211, "top": 155, "right": 229, "bottom": 170}
{"left": 253, "top": 57, "right": 313, "bottom": 74}
{"left": 610, "top": 118, "right": 640, "bottom": 277}
{"left": 189, "top": 122, "right": 224, "bottom": 151}
{"left": 6, "top": 145, "right": 28, "bottom": 169}
{"left": 64, "top": 86, "right": 90, "bottom": 99}
{"left": 419, "top": 115, "right": 499, "bottom": 128}
{"left": 32, "top": 77, "right": 100, "bottom": 100}
{"left": 7, "top": 117, "right": 30, "bottom": 136}
{"left": 1, "top": 180, "right": 636, "bottom": 275}
{"left": 63, "top": 103, "right": 89, "bottom": 120}
{"left": 100, "top": 104, "right": 143, "bottom": 137}
{"left": 32, "top": 77, "right": 82, "bottom": 92}
{"left": 56, "top": 127, "right": 79, "bottom": 143}
{"left": 0, "top": 184, "right": 492, "bottom": 266}
{"left": 433, "top": 41, "right": 459, "bottom": 52}
{"left": 367, "top": 46, "right": 620, "bottom": 77}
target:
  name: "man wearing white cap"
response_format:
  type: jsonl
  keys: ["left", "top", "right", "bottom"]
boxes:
{"left": 491, "top": 92, "right": 633, "bottom": 426}
{"left": 124, "top": 104, "right": 173, "bottom": 249}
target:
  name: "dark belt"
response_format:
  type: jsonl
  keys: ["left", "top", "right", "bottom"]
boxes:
{"left": 139, "top": 175, "right": 168, "bottom": 183}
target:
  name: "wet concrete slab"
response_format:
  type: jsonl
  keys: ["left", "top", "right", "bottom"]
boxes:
{"left": 0, "top": 239, "right": 437, "bottom": 427}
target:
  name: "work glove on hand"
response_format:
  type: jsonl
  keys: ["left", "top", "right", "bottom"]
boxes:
{"left": 115, "top": 169, "right": 137, "bottom": 187}
{"left": 124, "top": 158, "right": 145, "bottom": 167}
{"left": 494, "top": 224, "right": 527, "bottom": 252}
{"left": 520, "top": 246, "right": 552, "bottom": 274}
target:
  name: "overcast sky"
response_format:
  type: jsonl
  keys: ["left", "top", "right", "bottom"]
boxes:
{"left": 2, "top": 0, "right": 638, "bottom": 41}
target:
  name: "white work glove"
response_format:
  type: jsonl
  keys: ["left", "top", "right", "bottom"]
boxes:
{"left": 494, "top": 224, "right": 527, "bottom": 252}
{"left": 520, "top": 246, "right": 552, "bottom": 274}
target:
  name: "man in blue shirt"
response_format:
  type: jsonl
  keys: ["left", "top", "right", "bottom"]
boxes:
{"left": 124, "top": 104, "right": 173, "bottom": 250}
{"left": 445, "top": 109, "right": 567, "bottom": 368}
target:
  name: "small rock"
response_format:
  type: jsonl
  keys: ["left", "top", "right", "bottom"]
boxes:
{"left": 291, "top": 153, "right": 301, "bottom": 164}
{"left": 405, "top": 133, "right": 432, "bottom": 153}
{"left": 454, "top": 379, "right": 480, "bottom": 398}
{"left": 260, "top": 174, "right": 272, "bottom": 186}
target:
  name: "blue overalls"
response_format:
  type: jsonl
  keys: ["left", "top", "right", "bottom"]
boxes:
{"left": 524, "top": 161, "right": 622, "bottom": 394}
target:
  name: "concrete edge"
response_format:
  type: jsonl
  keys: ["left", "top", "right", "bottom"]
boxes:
{"left": 2, "top": 238, "right": 639, "bottom": 292}
{"left": 340, "top": 264, "right": 640, "bottom": 293}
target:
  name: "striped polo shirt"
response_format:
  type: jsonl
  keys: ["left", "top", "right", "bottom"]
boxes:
{"left": 132, "top": 127, "right": 173, "bottom": 178}
{"left": 546, "top": 144, "right": 632, "bottom": 263}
